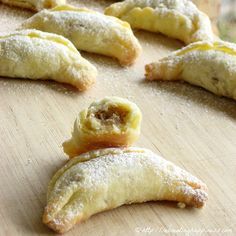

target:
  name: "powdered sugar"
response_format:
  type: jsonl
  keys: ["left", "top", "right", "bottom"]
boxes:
{"left": 21, "top": 5, "right": 141, "bottom": 65}
{"left": 45, "top": 147, "right": 207, "bottom": 232}
{"left": 0, "top": 29, "right": 97, "bottom": 89}
{"left": 146, "top": 40, "right": 236, "bottom": 100}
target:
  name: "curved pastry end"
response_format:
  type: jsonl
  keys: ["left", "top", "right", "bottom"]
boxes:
{"left": 120, "top": 40, "right": 142, "bottom": 66}
{"left": 62, "top": 139, "right": 78, "bottom": 158}
{"left": 177, "top": 184, "right": 208, "bottom": 208}
{"left": 145, "top": 62, "right": 170, "bottom": 81}
{"left": 145, "top": 63, "right": 160, "bottom": 80}
{"left": 62, "top": 60, "right": 97, "bottom": 91}
{"left": 145, "top": 59, "right": 181, "bottom": 82}
{"left": 43, "top": 208, "right": 83, "bottom": 234}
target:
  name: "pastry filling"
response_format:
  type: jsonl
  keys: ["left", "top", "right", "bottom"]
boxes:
{"left": 94, "top": 106, "right": 129, "bottom": 126}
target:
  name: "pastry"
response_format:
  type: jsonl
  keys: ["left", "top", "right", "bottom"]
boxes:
{"left": 21, "top": 4, "right": 142, "bottom": 66}
{"left": 0, "top": 30, "right": 97, "bottom": 91}
{"left": 63, "top": 97, "right": 142, "bottom": 158}
{"left": 43, "top": 147, "right": 208, "bottom": 233}
{"left": 145, "top": 40, "right": 236, "bottom": 100}
{"left": 0, "top": 0, "right": 66, "bottom": 11}
{"left": 105, "top": 0, "right": 214, "bottom": 44}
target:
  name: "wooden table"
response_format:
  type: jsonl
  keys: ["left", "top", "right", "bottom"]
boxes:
{"left": 0, "top": 1, "right": 236, "bottom": 235}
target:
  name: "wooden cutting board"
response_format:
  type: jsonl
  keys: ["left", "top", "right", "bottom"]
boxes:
{"left": 0, "top": 1, "right": 236, "bottom": 235}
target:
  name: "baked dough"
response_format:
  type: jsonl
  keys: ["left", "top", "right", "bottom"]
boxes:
{"left": 105, "top": 0, "right": 214, "bottom": 44}
{"left": 63, "top": 97, "right": 142, "bottom": 158}
{"left": 43, "top": 147, "right": 208, "bottom": 233}
{"left": 145, "top": 40, "right": 236, "bottom": 100}
{"left": 21, "top": 4, "right": 142, "bottom": 66}
{"left": 0, "top": 0, "right": 65, "bottom": 11}
{"left": 0, "top": 30, "right": 97, "bottom": 91}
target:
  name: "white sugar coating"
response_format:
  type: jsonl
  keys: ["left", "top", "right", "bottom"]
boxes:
{"left": 0, "top": 0, "right": 110, "bottom": 33}
{"left": 113, "top": 0, "right": 200, "bottom": 18}
{"left": 0, "top": 29, "right": 97, "bottom": 90}
{"left": 0, "top": 29, "right": 79, "bottom": 53}
{"left": 21, "top": 5, "right": 141, "bottom": 65}
{"left": 54, "top": 9, "right": 126, "bottom": 33}
{"left": 0, "top": 30, "right": 79, "bottom": 78}
{"left": 147, "top": 40, "right": 236, "bottom": 101}
{"left": 47, "top": 147, "right": 207, "bottom": 226}
{"left": 23, "top": 8, "right": 133, "bottom": 41}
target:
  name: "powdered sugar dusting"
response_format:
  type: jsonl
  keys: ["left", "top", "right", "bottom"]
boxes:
{"left": 147, "top": 40, "right": 236, "bottom": 101}
{"left": 45, "top": 147, "right": 207, "bottom": 232}
{"left": 21, "top": 5, "right": 141, "bottom": 65}
{"left": 23, "top": 7, "right": 133, "bottom": 43}
{"left": 0, "top": 29, "right": 97, "bottom": 89}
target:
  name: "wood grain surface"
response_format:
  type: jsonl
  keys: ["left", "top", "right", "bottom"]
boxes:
{"left": 0, "top": 1, "right": 236, "bottom": 235}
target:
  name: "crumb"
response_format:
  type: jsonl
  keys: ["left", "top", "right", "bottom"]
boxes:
{"left": 177, "top": 202, "right": 186, "bottom": 209}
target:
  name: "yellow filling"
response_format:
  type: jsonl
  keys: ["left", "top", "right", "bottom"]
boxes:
{"left": 177, "top": 42, "right": 236, "bottom": 56}
{"left": 52, "top": 4, "right": 95, "bottom": 13}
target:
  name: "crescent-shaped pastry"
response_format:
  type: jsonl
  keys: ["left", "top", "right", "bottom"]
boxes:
{"left": 104, "top": 0, "right": 214, "bottom": 44}
{"left": 63, "top": 97, "right": 142, "bottom": 158}
{"left": 0, "top": 0, "right": 65, "bottom": 11}
{"left": 145, "top": 40, "right": 236, "bottom": 100}
{"left": 43, "top": 147, "right": 208, "bottom": 233}
{"left": 0, "top": 30, "right": 97, "bottom": 91}
{"left": 21, "top": 5, "right": 142, "bottom": 66}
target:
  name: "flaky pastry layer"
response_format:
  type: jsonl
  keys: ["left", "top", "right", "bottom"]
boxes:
{"left": 63, "top": 97, "right": 142, "bottom": 158}
{"left": 105, "top": 0, "right": 214, "bottom": 44}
